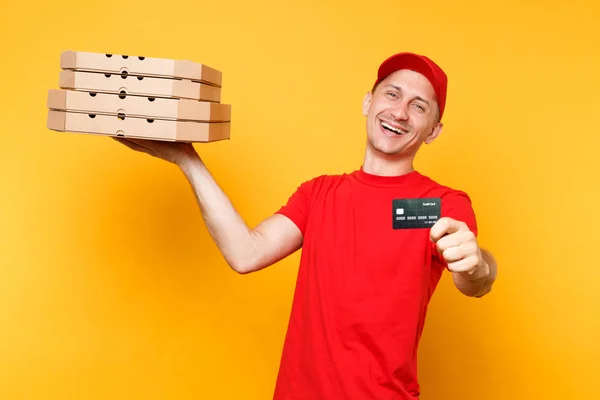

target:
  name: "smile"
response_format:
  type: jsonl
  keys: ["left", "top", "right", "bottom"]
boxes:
{"left": 380, "top": 120, "right": 408, "bottom": 135}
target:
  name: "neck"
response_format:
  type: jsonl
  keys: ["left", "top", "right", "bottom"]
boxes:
{"left": 362, "top": 145, "right": 416, "bottom": 177}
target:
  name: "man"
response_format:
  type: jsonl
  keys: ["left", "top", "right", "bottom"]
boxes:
{"left": 114, "top": 52, "right": 498, "bottom": 399}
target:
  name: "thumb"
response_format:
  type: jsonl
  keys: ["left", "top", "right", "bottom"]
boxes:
{"left": 429, "top": 217, "right": 461, "bottom": 242}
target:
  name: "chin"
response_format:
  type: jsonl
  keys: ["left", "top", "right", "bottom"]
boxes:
{"left": 368, "top": 138, "right": 405, "bottom": 157}
{"left": 377, "top": 146, "right": 405, "bottom": 157}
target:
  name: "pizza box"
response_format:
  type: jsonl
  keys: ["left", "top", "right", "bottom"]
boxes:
{"left": 60, "top": 50, "right": 222, "bottom": 87}
{"left": 47, "top": 89, "right": 231, "bottom": 122}
{"left": 47, "top": 110, "right": 230, "bottom": 142}
{"left": 59, "top": 70, "right": 221, "bottom": 102}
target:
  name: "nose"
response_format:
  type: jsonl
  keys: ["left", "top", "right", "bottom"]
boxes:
{"left": 390, "top": 103, "right": 409, "bottom": 121}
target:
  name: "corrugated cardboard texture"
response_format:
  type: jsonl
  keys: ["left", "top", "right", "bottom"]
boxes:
{"left": 60, "top": 50, "right": 222, "bottom": 87}
{"left": 59, "top": 70, "right": 221, "bottom": 102}
{"left": 48, "top": 50, "right": 231, "bottom": 142}
{"left": 47, "top": 110, "right": 230, "bottom": 142}
{"left": 47, "top": 89, "right": 231, "bottom": 122}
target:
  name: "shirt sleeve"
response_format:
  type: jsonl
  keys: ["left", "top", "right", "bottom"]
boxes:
{"left": 441, "top": 190, "right": 478, "bottom": 237}
{"left": 275, "top": 178, "right": 317, "bottom": 235}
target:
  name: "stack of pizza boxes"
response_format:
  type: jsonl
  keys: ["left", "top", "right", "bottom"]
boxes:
{"left": 47, "top": 50, "right": 231, "bottom": 142}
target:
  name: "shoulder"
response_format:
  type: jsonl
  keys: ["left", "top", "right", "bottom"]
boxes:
{"left": 417, "top": 173, "right": 474, "bottom": 205}
{"left": 418, "top": 173, "right": 478, "bottom": 233}
{"left": 276, "top": 172, "right": 352, "bottom": 233}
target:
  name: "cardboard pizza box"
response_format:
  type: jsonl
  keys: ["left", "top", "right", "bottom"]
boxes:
{"left": 47, "top": 89, "right": 231, "bottom": 122}
{"left": 59, "top": 70, "right": 221, "bottom": 102}
{"left": 47, "top": 110, "right": 230, "bottom": 142}
{"left": 60, "top": 50, "right": 222, "bottom": 87}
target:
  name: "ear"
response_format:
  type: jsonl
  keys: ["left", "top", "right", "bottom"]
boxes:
{"left": 362, "top": 92, "right": 372, "bottom": 116}
{"left": 424, "top": 122, "right": 443, "bottom": 144}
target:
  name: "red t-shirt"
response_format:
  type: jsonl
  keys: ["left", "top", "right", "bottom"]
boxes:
{"left": 273, "top": 167, "right": 478, "bottom": 399}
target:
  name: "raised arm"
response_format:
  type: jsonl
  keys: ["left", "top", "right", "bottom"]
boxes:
{"left": 113, "top": 138, "right": 303, "bottom": 274}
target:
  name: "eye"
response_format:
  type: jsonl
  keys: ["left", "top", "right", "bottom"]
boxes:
{"left": 412, "top": 103, "right": 426, "bottom": 112}
{"left": 386, "top": 92, "right": 399, "bottom": 99}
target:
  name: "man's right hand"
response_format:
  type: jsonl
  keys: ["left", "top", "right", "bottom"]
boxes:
{"left": 112, "top": 137, "right": 200, "bottom": 167}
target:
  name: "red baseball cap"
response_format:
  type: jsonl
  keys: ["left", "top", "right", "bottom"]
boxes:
{"left": 374, "top": 52, "right": 448, "bottom": 119}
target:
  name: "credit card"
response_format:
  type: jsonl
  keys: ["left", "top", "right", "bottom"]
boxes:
{"left": 392, "top": 198, "right": 441, "bottom": 229}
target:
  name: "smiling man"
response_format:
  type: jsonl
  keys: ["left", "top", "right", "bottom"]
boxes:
{"left": 113, "top": 52, "right": 498, "bottom": 399}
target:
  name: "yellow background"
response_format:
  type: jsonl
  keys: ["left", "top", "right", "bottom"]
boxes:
{"left": 1, "top": 0, "right": 598, "bottom": 398}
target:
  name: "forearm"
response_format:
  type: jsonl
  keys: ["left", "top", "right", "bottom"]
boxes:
{"left": 178, "top": 155, "right": 259, "bottom": 272}
{"left": 452, "top": 249, "right": 497, "bottom": 297}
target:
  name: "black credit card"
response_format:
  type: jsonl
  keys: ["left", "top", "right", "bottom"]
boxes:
{"left": 392, "top": 198, "right": 441, "bottom": 229}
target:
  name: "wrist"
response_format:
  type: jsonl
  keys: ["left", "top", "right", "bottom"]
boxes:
{"left": 460, "top": 258, "right": 490, "bottom": 282}
{"left": 178, "top": 153, "right": 203, "bottom": 176}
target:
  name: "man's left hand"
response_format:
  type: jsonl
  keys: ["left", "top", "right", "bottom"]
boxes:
{"left": 429, "top": 217, "right": 489, "bottom": 281}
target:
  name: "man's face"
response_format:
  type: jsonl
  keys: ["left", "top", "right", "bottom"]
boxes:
{"left": 362, "top": 69, "right": 443, "bottom": 157}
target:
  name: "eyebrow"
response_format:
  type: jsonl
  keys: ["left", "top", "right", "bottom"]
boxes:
{"left": 384, "top": 84, "right": 431, "bottom": 106}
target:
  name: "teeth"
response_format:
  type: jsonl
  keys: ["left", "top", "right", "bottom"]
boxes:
{"left": 382, "top": 121, "right": 406, "bottom": 135}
